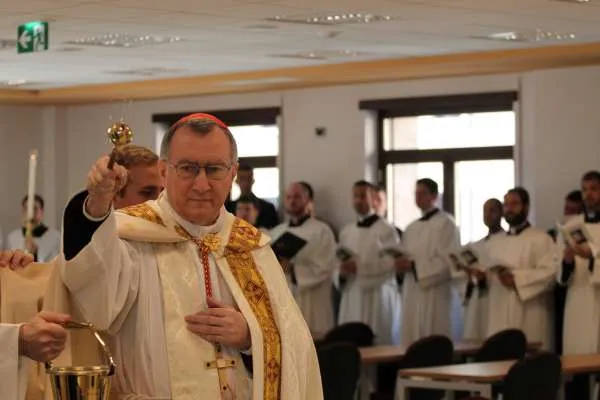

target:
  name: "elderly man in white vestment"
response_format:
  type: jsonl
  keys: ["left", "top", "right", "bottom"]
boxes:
{"left": 396, "top": 178, "right": 461, "bottom": 345}
{"left": 485, "top": 187, "right": 557, "bottom": 350}
{"left": 0, "top": 249, "right": 70, "bottom": 400}
{"left": 56, "top": 113, "right": 322, "bottom": 400}
{"left": 270, "top": 182, "right": 336, "bottom": 336}
{"left": 335, "top": 180, "right": 401, "bottom": 345}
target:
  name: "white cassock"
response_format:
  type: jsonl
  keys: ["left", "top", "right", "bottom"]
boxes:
{"left": 400, "top": 209, "right": 461, "bottom": 346}
{"left": 558, "top": 214, "right": 600, "bottom": 354}
{"left": 335, "top": 214, "right": 401, "bottom": 345}
{"left": 457, "top": 233, "right": 504, "bottom": 341}
{"left": 7, "top": 226, "right": 60, "bottom": 263}
{"left": 0, "top": 324, "right": 30, "bottom": 400}
{"left": 48, "top": 191, "right": 323, "bottom": 400}
{"left": 485, "top": 224, "right": 557, "bottom": 350}
{"left": 270, "top": 217, "right": 336, "bottom": 335}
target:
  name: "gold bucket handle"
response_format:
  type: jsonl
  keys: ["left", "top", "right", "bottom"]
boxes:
{"left": 45, "top": 321, "right": 116, "bottom": 376}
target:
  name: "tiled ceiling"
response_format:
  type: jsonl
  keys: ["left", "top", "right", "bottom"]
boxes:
{"left": 0, "top": 0, "right": 599, "bottom": 89}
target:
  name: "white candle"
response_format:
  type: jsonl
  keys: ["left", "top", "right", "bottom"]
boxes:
{"left": 26, "top": 150, "right": 38, "bottom": 223}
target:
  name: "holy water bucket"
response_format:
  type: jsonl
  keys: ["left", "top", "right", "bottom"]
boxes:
{"left": 45, "top": 321, "right": 116, "bottom": 400}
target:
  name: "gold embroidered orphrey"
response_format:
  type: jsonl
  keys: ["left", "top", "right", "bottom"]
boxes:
{"left": 119, "top": 203, "right": 283, "bottom": 399}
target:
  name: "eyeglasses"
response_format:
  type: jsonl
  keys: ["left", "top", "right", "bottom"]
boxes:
{"left": 169, "top": 161, "right": 231, "bottom": 181}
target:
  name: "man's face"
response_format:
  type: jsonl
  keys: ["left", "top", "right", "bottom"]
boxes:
{"left": 285, "top": 183, "right": 309, "bottom": 217}
{"left": 352, "top": 185, "right": 372, "bottom": 215}
{"left": 114, "top": 163, "right": 162, "bottom": 209}
{"left": 236, "top": 170, "right": 254, "bottom": 195}
{"left": 159, "top": 126, "right": 237, "bottom": 225}
{"left": 235, "top": 202, "right": 258, "bottom": 225}
{"left": 415, "top": 183, "right": 436, "bottom": 211}
{"left": 21, "top": 201, "right": 43, "bottom": 225}
{"left": 371, "top": 189, "right": 387, "bottom": 217}
{"left": 582, "top": 179, "right": 600, "bottom": 212}
{"left": 483, "top": 200, "right": 502, "bottom": 228}
{"left": 503, "top": 192, "right": 528, "bottom": 226}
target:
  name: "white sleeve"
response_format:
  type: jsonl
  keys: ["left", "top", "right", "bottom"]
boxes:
{"left": 60, "top": 213, "right": 141, "bottom": 333}
{"left": 513, "top": 234, "right": 558, "bottom": 302}
{"left": 294, "top": 225, "right": 337, "bottom": 291}
{"left": 0, "top": 324, "right": 29, "bottom": 400}
{"left": 412, "top": 218, "right": 459, "bottom": 289}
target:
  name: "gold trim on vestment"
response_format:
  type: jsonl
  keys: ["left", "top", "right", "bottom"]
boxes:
{"left": 118, "top": 202, "right": 166, "bottom": 226}
{"left": 224, "top": 218, "right": 282, "bottom": 400}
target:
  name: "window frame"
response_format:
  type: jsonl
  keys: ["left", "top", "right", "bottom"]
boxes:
{"left": 360, "top": 92, "right": 517, "bottom": 216}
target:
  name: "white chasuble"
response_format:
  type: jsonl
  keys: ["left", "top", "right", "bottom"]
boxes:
{"left": 335, "top": 216, "right": 401, "bottom": 345}
{"left": 53, "top": 193, "right": 322, "bottom": 400}
{"left": 269, "top": 218, "right": 336, "bottom": 335}
{"left": 485, "top": 226, "right": 557, "bottom": 350}
{"left": 558, "top": 215, "right": 600, "bottom": 355}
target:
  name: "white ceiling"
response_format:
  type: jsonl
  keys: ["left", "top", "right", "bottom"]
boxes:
{"left": 1, "top": 0, "right": 600, "bottom": 89}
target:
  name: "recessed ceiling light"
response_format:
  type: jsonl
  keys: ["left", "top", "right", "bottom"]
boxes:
{"left": 266, "top": 13, "right": 393, "bottom": 25}
{"left": 106, "top": 67, "right": 188, "bottom": 76}
{"left": 553, "top": 0, "right": 591, "bottom": 3}
{"left": 269, "top": 49, "right": 371, "bottom": 60}
{"left": 65, "top": 34, "right": 182, "bottom": 48}
{"left": 476, "top": 29, "right": 577, "bottom": 42}
{"left": 5, "top": 79, "right": 28, "bottom": 86}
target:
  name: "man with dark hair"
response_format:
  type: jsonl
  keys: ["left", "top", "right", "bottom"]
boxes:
{"left": 372, "top": 185, "right": 403, "bottom": 239}
{"left": 485, "top": 186, "right": 556, "bottom": 350}
{"left": 548, "top": 190, "right": 584, "bottom": 242}
{"left": 227, "top": 164, "right": 279, "bottom": 229}
{"left": 6, "top": 194, "right": 60, "bottom": 262}
{"left": 335, "top": 180, "right": 401, "bottom": 344}
{"left": 270, "top": 182, "right": 336, "bottom": 335}
{"left": 396, "top": 178, "right": 460, "bottom": 345}
{"left": 234, "top": 194, "right": 261, "bottom": 229}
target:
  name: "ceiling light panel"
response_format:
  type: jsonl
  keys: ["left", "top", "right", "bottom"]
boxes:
{"left": 266, "top": 13, "right": 393, "bottom": 25}
{"left": 479, "top": 29, "right": 577, "bottom": 42}
{"left": 65, "top": 34, "right": 182, "bottom": 48}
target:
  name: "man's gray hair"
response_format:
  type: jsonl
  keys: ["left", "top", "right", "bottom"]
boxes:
{"left": 160, "top": 118, "right": 238, "bottom": 163}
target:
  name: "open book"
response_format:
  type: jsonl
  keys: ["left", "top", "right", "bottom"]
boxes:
{"left": 556, "top": 218, "right": 595, "bottom": 248}
{"left": 271, "top": 231, "right": 308, "bottom": 260}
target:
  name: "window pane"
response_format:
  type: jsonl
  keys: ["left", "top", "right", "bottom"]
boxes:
{"left": 383, "top": 111, "right": 515, "bottom": 151}
{"left": 230, "top": 167, "right": 279, "bottom": 207}
{"left": 229, "top": 125, "right": 279, "bottom": 157}
{"left": 455, "top": 159, "right": 514, "bottom": 244}
{"left": 387, "top": 162, "right": 444, "bottom": 230}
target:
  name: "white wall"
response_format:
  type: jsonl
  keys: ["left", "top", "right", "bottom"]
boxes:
{"left": 0, "top": 106, "right": 44, "bottom": 243}
{"left": 2, "top": 65, "right": 599, "bottom": 236}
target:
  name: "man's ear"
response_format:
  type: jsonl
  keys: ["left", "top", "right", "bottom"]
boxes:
{"left": 158, "top": 159, "right": 168, "bottom": 185}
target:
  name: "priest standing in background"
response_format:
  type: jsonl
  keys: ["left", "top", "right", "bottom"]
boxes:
{"left": 52, "top": 113, "right": 322, "bottom": 399}
{"left": 270, "top": 182, "right": 336, "bottom": 336}
{"left": 461, "top": 198, "right": 504, "bottom": 341}
{"left": 335, "top": 180, "right": 401, "bottom": 345}
{"left": 6, "top": 195, "right": 60, "bottom": 262}
{"left": 396, "top": 178, "right": 460, "bottom": 345}
{"left": 559, "top": 171, "right": 600, "bottom": 400}
{"left": 486, "top": 187, "right": 557, "bottom": 350}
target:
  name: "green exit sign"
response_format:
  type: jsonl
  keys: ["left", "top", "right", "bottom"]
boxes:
{"left": 17, "top": 21, "right": 48, "bottom": 54}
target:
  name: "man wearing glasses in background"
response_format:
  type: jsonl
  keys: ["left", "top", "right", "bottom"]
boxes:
{"left": 50, "top": 113, "right": 322, "bottom": 399}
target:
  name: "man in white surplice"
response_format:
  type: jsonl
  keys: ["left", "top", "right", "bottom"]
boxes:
{"left": 485, "top": 187, "right": 557, "bottom": 350}
{"left": 335, "top": 180, "right": 401, "bottom": 345}
{"left": 460, "top": 198, "right": 505, "bottom": 341}
{"left": 270, "top": 182, "right": 336, "bottom": 336}
{"left": 54, "top": 113, "right": 322, "bottom": 399}
{"left": 395, "top": 178, "right": 460, "bottom": 346}
{"left": 0, "top": 249, "right": 70, "bottom": 400}
{"left": 560, "top": 171, "right": 600, "bottom": 355}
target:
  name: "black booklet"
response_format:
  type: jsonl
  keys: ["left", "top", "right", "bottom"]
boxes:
{"left": 271, "top": 231, "right": 308, "bottom": 259}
